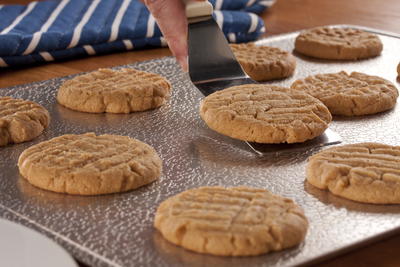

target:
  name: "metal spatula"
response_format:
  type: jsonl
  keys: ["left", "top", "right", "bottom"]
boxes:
{"left": 184, "top": 1, "right": 341, "bottom": 155}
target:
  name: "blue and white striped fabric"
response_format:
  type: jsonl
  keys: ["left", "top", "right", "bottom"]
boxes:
{"left": 0, "top": 0, "right": 274, "bottom": 67}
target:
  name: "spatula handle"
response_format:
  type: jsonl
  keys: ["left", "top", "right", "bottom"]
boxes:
{"left": 183, "top": 0, "right": 213, "bottom": 18}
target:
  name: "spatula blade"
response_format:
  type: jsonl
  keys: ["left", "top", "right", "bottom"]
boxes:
{"left": 188, "top": 18, "right": 246, "bottom": 85}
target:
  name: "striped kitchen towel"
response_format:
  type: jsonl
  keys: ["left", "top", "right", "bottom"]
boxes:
{"left": 0, "top": 0, "right": 274, "bottom": 67}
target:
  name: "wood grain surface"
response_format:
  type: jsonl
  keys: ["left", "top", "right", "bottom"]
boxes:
{"left": 1, "top": 0, "right": 400, "bottom": 266}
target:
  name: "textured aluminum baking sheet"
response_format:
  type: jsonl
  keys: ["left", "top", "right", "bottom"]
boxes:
{"left": 1, "top": 25, "right": 400, "bottom": 267}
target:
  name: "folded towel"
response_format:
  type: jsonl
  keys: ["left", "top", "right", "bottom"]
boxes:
{"left": 0, "top": 0, "right": 273, "bottom": 67}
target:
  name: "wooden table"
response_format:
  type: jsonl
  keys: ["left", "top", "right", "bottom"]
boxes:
{"left": 1, "top": 0, "right": 400, "bottom": 266}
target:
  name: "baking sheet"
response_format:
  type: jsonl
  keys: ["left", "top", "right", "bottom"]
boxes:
{"left": 1, "top": 25, "right": 400, "bottom": 267}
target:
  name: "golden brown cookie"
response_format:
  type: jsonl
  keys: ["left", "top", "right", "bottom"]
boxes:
{"left": 154, "top": 186, "right": 308, "bottom": 256}
{"left": 307, "top": 143, "right": 400, "bottom": 204}
{"left": 18, "top": 133, "right": 162, "bottom": 195}
{"left": 294, "top": 27, "right": 383, "bottom": 60}
{"left": 0, "top": 97, "right": 50, "bottom": 146}
{"left": 230, "top": 43, "right": 296, "bottom": 81}
{"left": 291, "top": 71, "right": 398, "bottom": 116}
{"left": 57, "top": 68, "right": 171, "bottom": 113}
{"left": 199, "top": 84, "right": 332, "bottom": 143}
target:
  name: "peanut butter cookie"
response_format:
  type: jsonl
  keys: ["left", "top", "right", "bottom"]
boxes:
{"left": 200, "top": 84, "right": 332, "bottom": 143}
{"left": 18, "top": 133, "right": 162, "bottom": 195}
{"left": 295, "top": 27, "right": 383, "bottom": 60}
{"left": 291, "top": 71, "right": 398, "bottom": 116}
{"left": 231, "top": 43, "right": 296, "bottom": 81}
{"left": 57, "top": 68, "right": 171, "bottom": 113}
{"left": 307, "top": 143, "right": 400, "bottom": 204}
{"left": 154, "top": 186, "right": 308, "bottom": 256}
{"left": 0, "top": 97, "right": 50, "bottom": 146}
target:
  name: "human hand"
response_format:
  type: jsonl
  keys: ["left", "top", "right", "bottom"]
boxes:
{"left": 143, "top": 0, "right": 205, "bottom": 72}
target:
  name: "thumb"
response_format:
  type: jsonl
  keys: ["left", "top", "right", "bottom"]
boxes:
{"left": 144, "top": 0, "right": 188, "bottom": 71}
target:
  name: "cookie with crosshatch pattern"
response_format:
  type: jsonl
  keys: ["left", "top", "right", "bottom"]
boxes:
{"left": 154, "top": 186, "right": 308, "bottom": 256}
{"left": 291, "top": 71, "right": 398, "bottom": 116}
{"left": 57, "top": 68, "right": 171, "bottom": 113}
{"left": 18, "top": 133, "right": 162, "bottom": 195}
{"left": 199, "top": 84, "right": 332, "bottom": 143}
{"left": 307, "top": 142, "right": 400, "bottom": 204}
{"left": 0, "top": 96, "right": 50, "bottom": 146}
{"left": 230, "top": 43, "right": 296, "bottom": 81}
{"left": 294, "top": 27, "right": 383, "bottom": 60}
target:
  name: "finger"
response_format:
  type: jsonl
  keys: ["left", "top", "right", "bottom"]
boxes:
{"left": 144, "top": 0, "right": 188, "bottom": 71}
